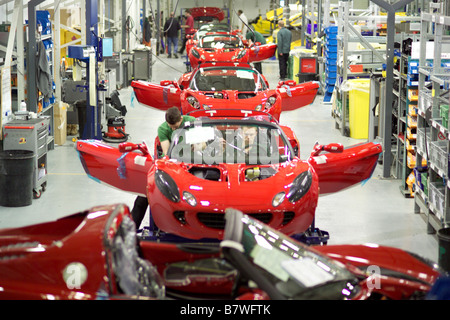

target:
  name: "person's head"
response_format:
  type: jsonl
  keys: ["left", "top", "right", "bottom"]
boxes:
{"left": 243, "top": 126, "right": 257, "bottom": 145}
{"left": 166, "top": 107, "right": 183, "bottom": 130}
{"left": 238, "top": 10, "right": 243, "bottom": 16}
{"left": 170, "top": 11, "right": 174, "bottom": 17}
{"left": 278, "top": 20, "right": 285, "bottom": 28}
{"left": 185, "top": 9, "right": 191, "bottom": 17}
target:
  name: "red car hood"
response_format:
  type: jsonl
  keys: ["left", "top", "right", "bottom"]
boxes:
{"left": 150, "top": 159, "right": 312, "bottom": 208}
{"left": 182, "top": 89, "right": 278, "bottom": 109}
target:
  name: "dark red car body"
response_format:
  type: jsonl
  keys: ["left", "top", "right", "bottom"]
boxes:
{"left": 0, "top": 204, "right": 442, "bottom": 300}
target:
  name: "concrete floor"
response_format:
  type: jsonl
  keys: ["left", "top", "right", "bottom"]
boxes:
{"left": 0, "top": 54, "right": 439, "bottom": 263}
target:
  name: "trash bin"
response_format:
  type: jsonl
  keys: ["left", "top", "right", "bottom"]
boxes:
{"left": 438, "top": 228, "right": 450, "bottom": 273}
{"left": 0, "top": 150, "right": 35, "bottom": 207}
{"left": 345, "top": 79, "right": 371, "bottom": 139}
{"left": 75, "top": 100, "right": 88, "bottom": 139}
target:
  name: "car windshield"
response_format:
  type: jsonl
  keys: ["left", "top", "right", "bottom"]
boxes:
{"left": 190, "top": 67, "right": 267, "bottom": 92}
{"left": 224, "top": 210, "right": 361, "bottom": 299}
{"left": 168, "top": 120, "right": 294, "bottom": 165}
{"left": 196, "top": 25, "right": 230, "bottom": 40}
{"left": 199, "top": 34, "right": 243, "bottom": 49}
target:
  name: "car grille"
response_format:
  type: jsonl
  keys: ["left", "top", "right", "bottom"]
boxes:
{"left": 282, "top": 211, "right": 295, "bottom": 225}
{"left": 197, "top": 212, "right": 273, "bottom": 229}
{"left": 196, "top": 211, "right": 295, "bottom": 229}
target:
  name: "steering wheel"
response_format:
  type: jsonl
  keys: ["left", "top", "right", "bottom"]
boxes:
{"left": 212, "top": 81, "right": 225, "bottom": 91}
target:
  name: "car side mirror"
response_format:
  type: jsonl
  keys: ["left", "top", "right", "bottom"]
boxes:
{"left": 160, "top": 80, "right": 176, "bottom": 86}
{"left": 118, "top": 142, "right": 139, "bottom": 153}
{"left": 277, "top": 80, "right": 296, "bottom": 88}
{"left": 311, "top": 143, "right": 344, "bottom": 156}
{"left": 119, "top": 142, "right": 150, "bottom": 156}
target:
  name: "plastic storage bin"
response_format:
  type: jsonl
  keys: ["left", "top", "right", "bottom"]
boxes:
{"left": 346, "top": 79, "right": 371, "bottom": 139}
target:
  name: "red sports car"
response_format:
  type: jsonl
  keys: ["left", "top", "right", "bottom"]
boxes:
{"left": 76, "top": 112, "right": 382, "bottom": 241}
{"left": 189, "top": 6, "right": 226, "bottom": 24}
{"left": 185, "top": 23, "right": 235, "bottom": 56}
{"left": 0, "top": 204, "right": 442, "bottom": 300}
{"left": 131, "top": 62, "right": 319, "bottom": 122}
{"left": 187, "top": 33, "right": 277, "bottom": 69}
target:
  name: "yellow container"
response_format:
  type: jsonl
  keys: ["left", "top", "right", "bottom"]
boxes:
{"left": 347, "top": 79, "right": 370, "bottom": 139}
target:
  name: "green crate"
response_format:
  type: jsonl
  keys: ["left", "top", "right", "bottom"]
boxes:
{"left": 440, "top": 104, "right": 448, "bottom": 129}
{"left": 421, "top": 172, "right": 428, "bottom": 194}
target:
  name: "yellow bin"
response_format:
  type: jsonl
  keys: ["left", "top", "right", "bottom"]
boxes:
{"left": 347, "top": 79, "right": 370, "bottom": 139}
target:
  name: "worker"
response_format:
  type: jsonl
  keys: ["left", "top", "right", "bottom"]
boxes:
{"left": 131, "top": 107, "right": 196, "bottom": 229}
{"left": 276, "top": 20, "right": 292, "bottom": 80}
{"left": 178, "top": 9, "right": 195, "bottom": 55}
{"left": 164, "top": 12, "right": 181, "bottom": 58}
{"left": 246, "top": 28, "right": 266, "bottom": 74}
{"left": 237, "top": 10, "right": 248, "bottom": 36}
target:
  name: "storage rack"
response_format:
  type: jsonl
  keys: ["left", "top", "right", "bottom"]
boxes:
{"left": 392, "top": 46, "right": 409, "bottom": 183}
{"left": 393, "top": 39, "right": 423, "bottom": 197}
{"left": 35, "top": 10, "right": 56, "bottom": 150}
{"left": 414, "top": 2, "right": 450, "bottom": 233}
{"left": 332, "top": 0, "right": 387, "bottom": 137}
{"left": 323, "top": 25, "right": 338, "bottom": 103}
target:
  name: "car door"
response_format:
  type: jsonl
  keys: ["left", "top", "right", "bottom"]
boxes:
{"left": 76, "top": 140, "right": 154, "bottom": 196}
{"left": 131, "top": 80, "right": 182, "bottom": 111}
{"left": 248, "top": 43, "right": 277, "bottom": 63}
{"left": 277, "top": 80, "right": 320, "bottom": 111}
{"left": 308, "top": 142, "right": 382, "bottom": 195}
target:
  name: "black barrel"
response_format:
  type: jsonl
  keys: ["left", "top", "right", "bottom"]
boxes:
{"left": 0, "top": 150, "right": 35, "bottom": 207}
{"left": 438, "top": 228, "right": 450, "bottom": 273}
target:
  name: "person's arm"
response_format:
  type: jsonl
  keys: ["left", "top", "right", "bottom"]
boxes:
{"left": 161, "top": 140, "right": 170, "bottom": 156}
{"left": 277, "top": 32, "right": 283, "bottom": 55}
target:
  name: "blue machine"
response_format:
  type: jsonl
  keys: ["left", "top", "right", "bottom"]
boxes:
{"left": 67, "top": 0, "right": 103, "bottom": 140}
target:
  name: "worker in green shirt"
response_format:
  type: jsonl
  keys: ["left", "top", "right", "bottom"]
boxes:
{"left": 246, "top": 28, "right": 266, "bottom": 74}
{"left": 131, "top": 106, "right": 195, "bottom": 229}
{"left": 158, "top": 107, "right": 196, "bottom": 156}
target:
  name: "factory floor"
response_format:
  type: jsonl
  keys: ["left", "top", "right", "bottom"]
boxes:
{"left": 0, "top": 54, "right": 439, "bottom": 263}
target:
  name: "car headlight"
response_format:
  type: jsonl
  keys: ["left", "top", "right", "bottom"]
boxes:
{"left": 235, "top": 49, "right": 246, "bottom": 60}
{"left": 155, "top": 170, "right": 180, "bottom": 202}
{"left": 187, "top": 96, "right": 200, "bottom": 109}
{"left": 265, "top": 96, "right": 277, "bottom": 108}
{"left": 272, "top": 192, "right": 286, "bottom": 207}
{"left": 183, "top": 191, "right": 197, "bottom": 207}
{"left": 255, "top": 104, "right": 263, "bottom": 111}
{"left": 191, "top": 48, "right": 200, "bottom": 58}
{"left": 287, "top": 170, "right": 313, "bottom": 203}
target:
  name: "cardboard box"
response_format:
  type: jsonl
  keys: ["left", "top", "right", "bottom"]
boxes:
{"left": 54, "top": 102, "right": 68, "bottom": 145}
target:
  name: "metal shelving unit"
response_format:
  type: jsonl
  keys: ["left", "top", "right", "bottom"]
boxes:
{"left": 332, "top": 0, "right": 387, "bottom": 137}
{"left": 414, "top": 1, "right": 450, "bottom": 233}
